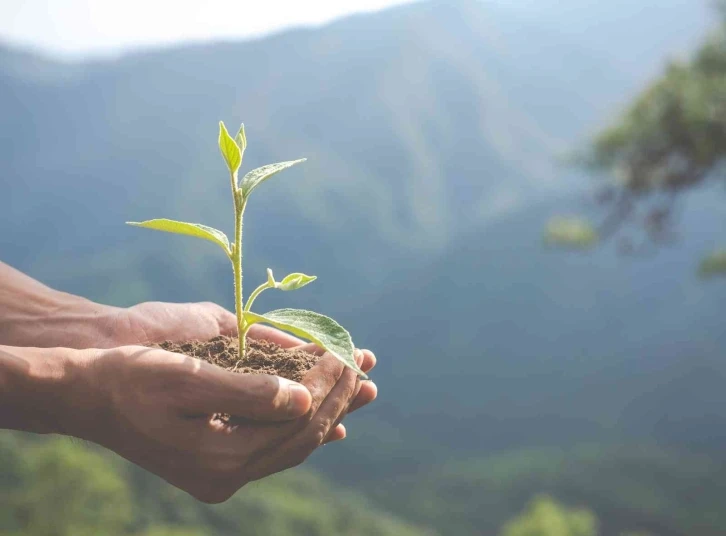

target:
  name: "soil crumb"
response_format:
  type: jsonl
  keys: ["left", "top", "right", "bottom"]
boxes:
{"left": 155, "top": 335, "right": 319, "bottom": 382}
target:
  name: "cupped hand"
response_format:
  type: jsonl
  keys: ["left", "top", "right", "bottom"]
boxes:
{"left": 89, "top": 301, "right": 239, "bottom": 348}
{"left": 70, "top": 345, "right": 367, "bottom": 503}
{"left": 102, "top": 301, "right": 378, "bottom": 434}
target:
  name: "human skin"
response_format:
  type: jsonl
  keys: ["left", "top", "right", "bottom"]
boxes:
{"left": 0, "top": 261, "right": 377, "bottom": 502}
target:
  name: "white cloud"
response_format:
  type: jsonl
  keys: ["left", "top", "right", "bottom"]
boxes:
{"left": 0, "top": 0, "right": 417, "bottom": 58}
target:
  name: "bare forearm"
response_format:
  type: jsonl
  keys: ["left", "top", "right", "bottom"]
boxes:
{"left": 0, "top": 345, "right": 101, "bottom": 436}
{"left": 0, "top": 261, "right": 119, "bottom": 348}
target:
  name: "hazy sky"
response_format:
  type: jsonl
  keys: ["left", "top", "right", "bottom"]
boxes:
{"left": 0, "top": 0, "right": 417, "bottom": 59}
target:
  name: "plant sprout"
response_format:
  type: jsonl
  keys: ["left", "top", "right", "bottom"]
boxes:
{"left": 127, "top": 121, "right": 365, "bottom": 377}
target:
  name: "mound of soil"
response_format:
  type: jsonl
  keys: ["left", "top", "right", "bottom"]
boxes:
{"left": 155, "top": 335, "right": 319, "bottom": 382}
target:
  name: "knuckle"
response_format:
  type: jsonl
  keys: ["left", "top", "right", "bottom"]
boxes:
{"left": 312, "top": 427, "right": 328, "bottom": 447}
{"left": 302, "top": 420, "right": 329, "bottom": 451}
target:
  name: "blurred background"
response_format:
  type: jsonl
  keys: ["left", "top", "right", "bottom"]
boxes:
{"left": 1, "top": 0, "right": 725, "bottom": 534}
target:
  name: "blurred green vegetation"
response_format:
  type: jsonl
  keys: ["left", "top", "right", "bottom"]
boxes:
{"left": 499, "top": 497, "right": 660, "bottom": 536}
{"left": 501, "top": 496, "right": 597, "bottom": 536}
{"left": 698, "top": 248, "right": 726, "bottom": 277}
{"left": 0, "top": 433, "right": 429, "bottom": 536}
{"left": 568, "top": 2, "right": 726, "bottom": 263}
{"left": 544, "top": 216, "right": 599, "bottom": 249}
{"left": 365, "top": 444, "right": 726, "bottom": 536}
{"left": 4, "top": 434, "right": 724, "bottom": 535}
{"left": 588, "top": 9, "right": 726, "bottom": 193}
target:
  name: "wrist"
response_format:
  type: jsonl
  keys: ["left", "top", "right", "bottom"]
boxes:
{"left": 0, "top": 345, "right": 109, "bottom": 439}
{"left": 0, "top": 287, "right": 121, "bottom": 349}
{"left": 0, "top": 261, "right": 122, "bottom": 348}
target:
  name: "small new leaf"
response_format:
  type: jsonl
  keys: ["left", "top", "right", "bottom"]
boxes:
{"left": 267, "top": 268, "right": 276, "bottom": 286}
{"left": 240, "top": 159, "right": 306, "bottom": 199}
{"left": 126, "top": 219, "right": 231, "bottom": 256}
{"left": 218, "top": 121, "right": 242, "bottom": 175}
{"left": 235, "top": 124, "right": 247, "bottom": 154}
{"left": 277, "top": 272, "right": 317, "bottom": 291}
{"left": 243, "top": 309, "right": 365, "bottom": 377}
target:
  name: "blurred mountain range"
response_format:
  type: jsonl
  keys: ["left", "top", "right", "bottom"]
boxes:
{"left": 2, "top": 1, "right": 725, "bottom": 534}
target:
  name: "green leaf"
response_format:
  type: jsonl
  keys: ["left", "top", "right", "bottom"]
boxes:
{"left": 235, "top": 123, "right": 247, "bottom": 154}
{"left": 543, "top": 216, "right": 598, "bottom": 249}
{"left": 277, "top": 272, "right": 317, "bottom": 291}
{"left": 243, "top": 309, "right": 365, "bottom": 377}
{"left": 218, "top": 121, "right": 241, "bottom": 175}
{"left": 240, "top": 159, "right": 306, "bottom": 199}
{"left": 126, "top": 219, "right": 231, "bottom": 255}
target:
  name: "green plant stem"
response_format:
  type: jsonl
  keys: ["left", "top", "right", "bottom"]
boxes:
{"left": 244, "top": 282, "right": 271, "bottom": 313}
{"left": 230, "top": 174, "right": 247, "bottom": 363}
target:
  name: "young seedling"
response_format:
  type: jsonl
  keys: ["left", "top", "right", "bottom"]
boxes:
{"left": 127, "top": 121, "right": 365, "bottom": 377}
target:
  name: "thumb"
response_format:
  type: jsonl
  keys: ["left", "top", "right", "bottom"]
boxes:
{"left": 185, "top": 366, "right": 312, "bottom": 422}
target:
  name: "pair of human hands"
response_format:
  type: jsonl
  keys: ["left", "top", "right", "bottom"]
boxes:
{"left": 10, "top": 299, "right": 377, "bottom": 504}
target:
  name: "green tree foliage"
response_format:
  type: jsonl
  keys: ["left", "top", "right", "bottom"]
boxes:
{"left": 564, "top": 6, "right": 726, "bottom": 266}
{"left": 1, "top": 438, "right": 131, "bottom": 536}
{"left": 590, "top": 30, "right": 726, "bottom": 194}
{"left": 0, "top": 433, "right": 428, "bottom": 536}
{"left": 500, "top": 495, "right": 597, "bottom": 536}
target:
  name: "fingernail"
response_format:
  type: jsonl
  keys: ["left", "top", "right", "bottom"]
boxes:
{"left": 286, "top": 383, "right": 311, "bottom": 417}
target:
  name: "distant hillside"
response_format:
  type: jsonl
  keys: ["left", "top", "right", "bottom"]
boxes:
{"left": 2, "top": 0, "right": 705, "bottom": 268}
{"left": 334, "top": 191, "right": 726, "bottom": 468}
{"left": 2, "top": 2, "right": 725, "bottom": 535}
{"left": 1, "top": 0, "right": 713, "bottom": 297}
{"left": 365, "top": 444, "right": 726, "bottom": 536}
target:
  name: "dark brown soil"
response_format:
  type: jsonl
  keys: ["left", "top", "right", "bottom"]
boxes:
{"left": 155, "top": 335, "right": 320, "bottom": 382}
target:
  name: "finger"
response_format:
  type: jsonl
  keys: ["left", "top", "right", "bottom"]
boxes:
{"left": 359, "top": 349, "right": 376, "bottom": 374}
{"left": 246, "top": 324, "right": 303, "bottom": 348}
{"left": 299, "top": 352, "right": 346, "bottom": 416}
{"left": 349, "top": 380, "right": 377, "bottom": 413}
{"left": 318, "top": 351, "right": 374, "bottom": 443}
{"left": 217, "top": 351, "right": 348, "bottom": 457}
{"left": 323, "top": 424, "right": 346, "bottom": 444}
{"left": 235, "top": 355, "right": 355, "bottom": 481}
{"left": 300, "top": 366, "right": 358, "bottom": 448}
{"left": 179, "top": 362, "right": 312, "bottom": 421}
{"left": 295, "top": 356, "right": 359, "bottom": 448}
{"left": 201, "top": 302, "right": 238, "bottom": 336}
{"left": 295, "top": 342, "right": 326, "bottom": 356}
{"left": 321, "top": 377, "right": 364, "bottom": 442}
{"left": 125, "top": 302, "right": 228, "bottom": 344}
{"left": 257, "top": 364, "right": 358, "bottom": 476}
